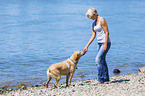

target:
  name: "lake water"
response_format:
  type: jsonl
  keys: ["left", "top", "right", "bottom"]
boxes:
{"left": 0, "top": 0, "right": 145, "bottom": 89}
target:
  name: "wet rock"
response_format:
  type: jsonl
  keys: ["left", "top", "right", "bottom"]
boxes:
{"left": 72, "top": 84, "right": 75, "bottom": 87}
{"left": 85, "top": 81, "right": 91, "bottom": 83}
{"left": 18, "top": 84, "right": 26, "bottom": 88}
{"left": 79, "top": 74, "right": 84, "bottom": 78}
{"left": 139, "top": 67, "right": 145, "bottom": 73}
{"left": 2, "top": 86, "right": 8, "bottom": 91}
{"left": 35, "top": 85, "right": 41, "bottom": 87}
{"left": 18, "top": 84, "right": 27, "bottom": 90}
{"left": 0, "top": 89, "right": 4, "bottom": 94}
{"left": 21, "top": 86, "right": 27, "bottom": 90}
{"left": 72, "top": 89, "right": 75, "bottom": 92}
{"left": 6, "top": 88, "right": 13, "bottom": 92}
{"left": 31, "top": 85, "right": 34, "bottom": 87}
{"left": 79, "top": 83, "right": 84, "bottom": 86}
{"left": 113, "top": 69, "right": 121, "bottom": 75}
{"left": 0, "top": 86, "right": 14, "bottom": 94}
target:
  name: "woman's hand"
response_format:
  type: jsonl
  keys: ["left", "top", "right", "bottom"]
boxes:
{"left": 83, "top": 47, "right": 88, "bottom": 55}
{"left": 103, "top": 45, "right": 107, "bottom": 52}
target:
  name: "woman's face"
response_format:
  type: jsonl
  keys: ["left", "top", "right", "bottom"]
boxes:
{"left": 91, "top": 14, "right": 97, "bottom": 20}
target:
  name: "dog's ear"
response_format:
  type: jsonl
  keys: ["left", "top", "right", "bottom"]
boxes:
{"left": 76, "top": 51, "right": 81, "bottom": 59}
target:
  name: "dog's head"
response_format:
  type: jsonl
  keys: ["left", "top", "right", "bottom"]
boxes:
{"left": 70, "top": 51, "right": 84, "bottom": 62}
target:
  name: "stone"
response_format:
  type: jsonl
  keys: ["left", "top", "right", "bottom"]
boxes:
{"left": 21, "top": 86, "right": 27, "bottom": 90}
{"left": 8, "top": 89, "right": 13, "bottom": 91}
{"left": 78, "top": 83, "right": 84, "bottom": 86}
{"left": 72, "top": 89, "right": 75, "bottom": 92}
{"left": 85, "top": 81, "right": 91, "bottom": 83}
{"left": 113, "top": 69, "right": 121, "bottom": 75}
{"left": 139, "top": 67, "right": 145, "bottom": 73}
{"left": 18, "top": 84, "right": 27, "bottom": 90}
{"left": 79, "top": 74, "right": 84, "bottom": 78}
{"left": 0, "top": 90, "right": 4, "bottom": 94}
{"left": 35, "top": 85, "right": 41, "bottom": 87}
{"left": 2, "top": 86, "right": 9, "bottom": 92}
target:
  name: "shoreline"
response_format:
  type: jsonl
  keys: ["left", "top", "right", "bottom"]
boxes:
{"left": 1, "top": 67, "right": 145, "bottom": 96}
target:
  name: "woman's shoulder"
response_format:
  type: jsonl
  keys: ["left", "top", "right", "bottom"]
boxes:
{"left": 100, "top": 17, "right": 107, "bottom": 25}
{"left": 100, "top": 16, "right": 105, "bottom": 21}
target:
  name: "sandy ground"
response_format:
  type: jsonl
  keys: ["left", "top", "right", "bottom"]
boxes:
{"left": 1, "top": 70, "right": 145, "bottom": 96}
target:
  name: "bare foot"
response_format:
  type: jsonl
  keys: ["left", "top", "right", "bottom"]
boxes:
{"left": 96, "top": 81, "right": 104, "bottom": 84}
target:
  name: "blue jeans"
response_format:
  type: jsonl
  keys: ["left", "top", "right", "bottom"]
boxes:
{"left": 96, "top": 42, "right": 111, "bottom": 83}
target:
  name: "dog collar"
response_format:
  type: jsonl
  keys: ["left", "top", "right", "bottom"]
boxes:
{"left": 68, "top": 58, "right": 76, "bottom": 65}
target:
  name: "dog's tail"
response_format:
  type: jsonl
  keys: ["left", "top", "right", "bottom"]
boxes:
{"left": 47, "top": 68, "right": 51, "bottom": 77}
{"left": 47, "top": 68, "right": 58, "bottom": 79}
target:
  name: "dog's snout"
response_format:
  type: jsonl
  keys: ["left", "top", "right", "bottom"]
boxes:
{"left": 80, "top": 51, "right": 85, "bottom": 56}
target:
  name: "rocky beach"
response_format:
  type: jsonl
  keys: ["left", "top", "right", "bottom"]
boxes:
{"left": 1, "top": 67, "right": 145, "bottom": 96}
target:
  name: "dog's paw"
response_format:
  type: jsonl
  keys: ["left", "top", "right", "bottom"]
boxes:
{"left": 45, "top": 83, "right": 48, "bottom": 88}
{"left": 54, "top": 84, "right": 58, "bottom": 88}
{"left": 65, "top": 85, "right": 69, "bottom": 88}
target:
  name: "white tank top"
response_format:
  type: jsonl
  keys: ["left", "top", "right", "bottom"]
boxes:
{"left": 93, "top": 17, "right": 111, "bottom": 43}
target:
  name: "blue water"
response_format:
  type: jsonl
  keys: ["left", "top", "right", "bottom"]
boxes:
{"left": 0, "top": 0, "right": 145, "bottom": 88}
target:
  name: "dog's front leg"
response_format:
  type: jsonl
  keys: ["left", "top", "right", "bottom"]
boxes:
{"left": 66, "top": 73, "right": 70, "bottom": 87}
{"left": 68, "top": 72, "right": 74, "bottom": 86}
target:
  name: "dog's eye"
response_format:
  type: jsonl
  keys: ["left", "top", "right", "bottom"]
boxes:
{"left": 77, "top": 53, "right": 80, "bottom": 57}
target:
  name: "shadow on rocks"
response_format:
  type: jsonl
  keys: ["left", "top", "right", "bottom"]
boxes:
{"left": 110, "top": 79, "right": 130, "bottom": 83}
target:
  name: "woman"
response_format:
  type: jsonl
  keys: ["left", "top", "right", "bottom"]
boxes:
{"left": 84, "top": 7, "right": 111, "bottom": 83}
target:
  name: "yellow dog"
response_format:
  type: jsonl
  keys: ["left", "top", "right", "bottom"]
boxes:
{"left": 46, "top": 51, "right": 84, "bottom": 88}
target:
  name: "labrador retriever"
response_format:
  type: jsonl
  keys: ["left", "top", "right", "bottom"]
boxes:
{"left": 45, "top": 51, "right": 84, "bottom": 88}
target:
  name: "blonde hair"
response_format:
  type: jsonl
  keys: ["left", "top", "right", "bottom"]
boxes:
{"left": 86, "top": 7, "right": 97, "bottom": 19}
